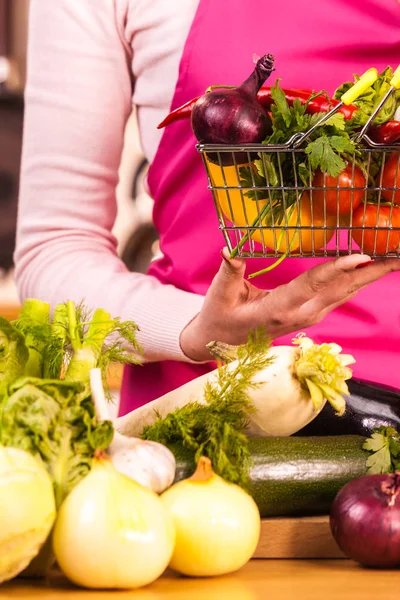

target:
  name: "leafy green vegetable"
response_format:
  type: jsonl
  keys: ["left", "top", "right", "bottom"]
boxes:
{"left": 305, "top": 135, "right": 356, "bottom": 178}
{"left": 0, "top": 298, "right": 142, "bottom": 577}
{"left": 63, "top": 300, "right": 142, "bottom": 397}
{"left": 0, "top": 318, "right": 29, "bottom": 398}
{"left": 0, "top": 377, "right": 113, "bottom": 508}
{"left": 13, "top": 299, "right": 52, "bottom": 378}
{"left": 141, "top": 329, "right": 273, "bottom": 488}
{"left": 363, "top": 426, "right": 400, "bottom": 474}
{"left": 0, "top": 297, "right": 144, "bottom": 498}
{"left": 2, "top": 298, "right": 143, "bottom": 400}
{"left": 334, "top": 67, "right": 400, "bottom": 126}
{"left": 238, "top": 80, "right": 359, "bottom": 223}
{"left": 43, "top": 303, "right": 68, "bottom": 380}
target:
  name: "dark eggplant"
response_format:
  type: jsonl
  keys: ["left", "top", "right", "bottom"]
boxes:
{"left": 296, "top": 378, "right": 400, "bottom": 437}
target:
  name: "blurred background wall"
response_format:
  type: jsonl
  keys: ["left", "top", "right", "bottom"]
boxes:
{"left": 0, "top": 0, "right": 158, "bottom": 322}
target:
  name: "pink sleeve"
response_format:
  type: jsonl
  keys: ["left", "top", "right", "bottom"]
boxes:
{"left": 14, "top": 0, "right": 204, "bottom": 362}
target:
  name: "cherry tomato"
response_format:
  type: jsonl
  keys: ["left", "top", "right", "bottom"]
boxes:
{"left": 312, "top": 165, "right": 365, "bottom": 216}
{"left": 352, "top": 203, "right": 400, "bottom": 254}
{"left": 380, "top": 153, "right": 400, "bottom": 205}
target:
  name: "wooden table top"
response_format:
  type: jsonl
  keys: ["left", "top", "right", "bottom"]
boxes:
{"left": 2, "top": 560, "right": 399, "bottom": 600}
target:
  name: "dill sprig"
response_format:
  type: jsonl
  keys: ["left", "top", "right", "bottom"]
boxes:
{"left": 141, "top": 328, "right": 273, "bottom": 488}
{"left": 97, "top": 319, "right": 142, "bottom": 398}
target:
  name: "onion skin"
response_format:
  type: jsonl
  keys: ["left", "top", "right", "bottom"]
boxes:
{"left": 161, "top": 457, "right": 260, "bottom": 577}
{"left": 330, "top": 473, "right": 400, "bottom": 568}
{"left": 191, "top": 54, "right": 275, "bottom": 165}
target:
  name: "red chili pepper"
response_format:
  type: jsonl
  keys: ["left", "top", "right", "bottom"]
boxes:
{"left": 157, "top": 97, "right": 200, "bottom": 129}
{"left": 368, "top": 121, "right": 400, "bottom": 145}
{"left": 157, "top": 87, "right": 358, "bottom": 129}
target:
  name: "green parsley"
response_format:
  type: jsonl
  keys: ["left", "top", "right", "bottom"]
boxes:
{"left": 363, "top": 426, "right": 400, "bottom": 474}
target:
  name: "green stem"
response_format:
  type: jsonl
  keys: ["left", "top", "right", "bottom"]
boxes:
{"left": 23, "top": 350, "right": 43, "bottom": 379}
{"left": 64, "top": 308, "right": 113, "bottom": 383}
{"left": 52, "top": 304, "right": 68, "bottom": 339}
{"left": 206, "top": 341, "right": 239, "bottom": 363}
{"left": 206, "top": 85, "right": 236, "bottom": 92}
{"left": 230, "top": 203, "right": 273, "bottom": 259}
{"left": 247, "top": 203, "right": 297, "bottom": 278}
{"left": 84, "top": 309, "right": 114, "bottom": 358}
{"left": 248, "top": 251, "right": 289, "bottom": 278}
{"left": 51, "top": 429, "right": 72, "bottom": 509}
{"left": 43, "top": 303, "right": 68, "bottom": 379}
{"left": 18, "top": 299, "right": 51, "bottom": 378}
{"left": 67, "top": 300, "right": 81, "bottom": 352}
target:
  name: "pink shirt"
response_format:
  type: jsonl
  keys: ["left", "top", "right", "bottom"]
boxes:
{"left": 16, "top": 0, "right": 400, "bottom": 402}
{"left": 16, "top": 0, "right": 204, "bottom": 364}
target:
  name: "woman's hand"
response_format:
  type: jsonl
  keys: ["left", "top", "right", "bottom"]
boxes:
{"left": 180, "top": 249, "right": 400, "bottom": 362}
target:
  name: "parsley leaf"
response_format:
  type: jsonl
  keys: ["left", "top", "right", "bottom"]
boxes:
{"left": 270, "top": 81, "right": 292, "bottom": 128}
{"left": 238, "top": 164, "right": 270, "bottom": 201}
{"left": 363, "top": 426, "right": 400, "bottom": 475}
{"left": 298, "top": 162, "right": 311, "bottom": 187}
{"left": 329, "top": 135, "right": 356, "bottom": 154}
{"left": 323, "top": 112, "right": 346, "bottom": 131}
{"left": 305, "top": 136, "right": 347, "bottom": 177}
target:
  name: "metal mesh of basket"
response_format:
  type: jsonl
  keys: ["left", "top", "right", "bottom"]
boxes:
{"left": 199, "top": 143, "right": 400, "bottom": 259}
{"left": 197, "top": 66, "right": 400, "bottom": 260}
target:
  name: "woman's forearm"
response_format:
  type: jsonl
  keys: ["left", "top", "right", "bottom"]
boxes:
{"left": 15, "top": 0, "right": 205, "bottom": 363}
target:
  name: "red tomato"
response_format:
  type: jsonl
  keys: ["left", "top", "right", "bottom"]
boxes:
{"left": 380, "top": 153, "right": 400, "bottom": 205}
{"left": 352, "top": 204, "right": 400, "bottom": 254}
{"left": 312, "top": 165, "right": 365, "bottom": 216}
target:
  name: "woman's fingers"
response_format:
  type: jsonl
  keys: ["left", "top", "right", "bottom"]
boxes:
{"left": 284, "top": 254, "right": 371, "bottom": 306}
{"left": 207, "top": 247, "right": 247, "bottom": 305}
{"left": 265, "top": 255, "right": 369, "bottom": 318}
{"left": 292, "top": 256, "right": 400, "bottom": 326}
{"left": 181, "top": 247, "right": 400, "bottom": 362}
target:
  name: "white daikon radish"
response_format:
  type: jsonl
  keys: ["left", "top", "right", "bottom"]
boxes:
{"left": 116, "top": 335, "right": 355, "bottom": 439}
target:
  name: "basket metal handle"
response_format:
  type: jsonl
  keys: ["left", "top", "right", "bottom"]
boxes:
{"left": 353, "top": 64, "right": 400, "bottom": 144}
{"left": 340, "top": 68, "right": 378, "bottom": 105}
{"left": 390, "top": 64, "right": 400, "bottom": 90}
{"left": 290, "top": 68, "right": 379, "bottom": 148}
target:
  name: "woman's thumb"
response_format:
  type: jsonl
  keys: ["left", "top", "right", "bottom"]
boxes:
{"left": 213, "top": 248, "right": 246, "bottom": 295}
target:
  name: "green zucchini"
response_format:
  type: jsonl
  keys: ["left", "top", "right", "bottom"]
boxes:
{"left": 172, "top": 436, "right": 368, "bottom": 518}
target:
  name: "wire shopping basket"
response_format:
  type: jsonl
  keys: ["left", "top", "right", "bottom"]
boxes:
{"left": 198, "top": 67, "right": 400, "bottom": 261}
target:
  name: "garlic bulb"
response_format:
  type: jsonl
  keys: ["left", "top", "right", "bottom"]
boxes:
{"left": 161, "top": 456, "right": 260, "bottom": 577}
{"left": 108, "top": 432, "right": 176, "bottom": 493}
{"left": 90, "top": 369, "right": 176, "bottom": 493}
{"left": 53, "top": 453, "right": 175, "bottom": 589}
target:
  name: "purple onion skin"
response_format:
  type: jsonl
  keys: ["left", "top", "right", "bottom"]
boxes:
{"left": 192, "top": 54, "right": 275, "bottom": 165}
{"left": 330, "top": 473, "right": 400, "bottom": 568}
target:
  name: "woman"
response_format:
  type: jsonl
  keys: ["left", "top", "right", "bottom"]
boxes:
{"left": 15, "top": 0, "right": 400, "bottom": 415}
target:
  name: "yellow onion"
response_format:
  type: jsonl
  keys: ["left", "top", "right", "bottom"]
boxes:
{"left": 53, "top": 453, "right": 175, "bottom": 589}
{"left": 161, "top": 457, "right": 260, "bottom": 577}
{"left": 0, "top": 446, "right": 56, "bottom": 583}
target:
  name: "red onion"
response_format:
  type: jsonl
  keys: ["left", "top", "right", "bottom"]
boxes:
{"left": 330, "top": 472, "right": 400, "bottom": 568}
{"left": 191, "top": 54, "right": 275, "bottom": 164}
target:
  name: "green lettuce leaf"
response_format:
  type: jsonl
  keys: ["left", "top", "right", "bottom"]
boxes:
{"left": 12, "top": 299, "right": 52, "bottom": 378}
{"left": 0, "top": 318, "right": 29, "bottom": 399}
{"left": 334, "top": 67, "right": 400, "bottom": 126}
{"left": 0, "top": 377, "right": 113, "bottom": 507}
